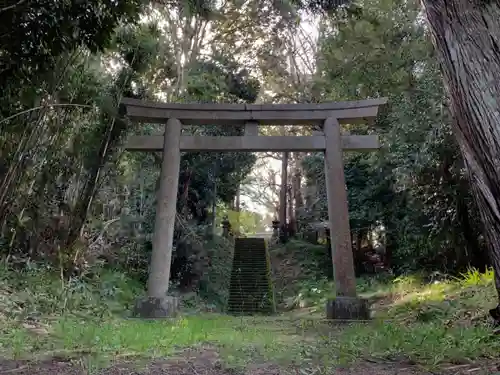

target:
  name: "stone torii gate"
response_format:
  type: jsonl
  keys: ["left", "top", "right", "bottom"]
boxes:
{"left": 120, "top": 97, "right": 387, "bottom": 319}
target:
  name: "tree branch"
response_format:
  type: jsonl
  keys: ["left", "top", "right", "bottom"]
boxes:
{"left": 0, "top": 0, "right": 27, "bottom": 14}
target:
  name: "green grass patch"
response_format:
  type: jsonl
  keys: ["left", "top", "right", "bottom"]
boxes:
{"left": 328, "top": 320, "right": 499, "bottom": 367}
{"left": 0, "top": 314, "right": 308, "bottom": 369}
{"left": 0, "top": 261, "right": 499, "bottom": 371}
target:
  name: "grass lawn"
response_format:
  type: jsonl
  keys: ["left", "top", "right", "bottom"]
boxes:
{"left": 0, "top": 266, "right": 499, "bottom": 374}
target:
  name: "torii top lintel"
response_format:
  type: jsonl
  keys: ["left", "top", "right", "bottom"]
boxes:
{"left": 120, "top": 97, "right": 388, "bottom": 126}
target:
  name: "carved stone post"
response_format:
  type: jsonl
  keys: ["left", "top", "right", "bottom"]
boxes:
{"left": 133, "top": 118, "right": 182, "bottom": 318}
{"left": 222, "top": 216, "right": 231, "bottom": 238}
{"left": 323, "top": 117, "right": 369, "bottom": 320}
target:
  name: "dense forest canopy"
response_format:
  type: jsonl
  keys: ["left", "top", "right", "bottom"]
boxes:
{"left": 1, "top": 0, "right": 500, "bottom": 319}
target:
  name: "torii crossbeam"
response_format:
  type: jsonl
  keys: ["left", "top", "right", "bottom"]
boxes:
{"left": 121, "top": 97, "right": 388, "bottom": 320}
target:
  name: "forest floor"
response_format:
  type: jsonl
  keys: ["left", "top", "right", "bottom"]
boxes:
{"left": 1, "top": 265, "right": 500, "bottom": 374}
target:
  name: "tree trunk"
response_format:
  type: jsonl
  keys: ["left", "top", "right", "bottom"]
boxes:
{"left": 421, "top": 0, "right": 500, "bottom": 321}
{"left": 287, "top": 173, "right": 295, "bottom": 236}
{"left": 292, "top": 152, "right": 304, "bottom": 230}
{"left": 235, "top": 185, "right": 241, "bottom": 234}
{"left": 456, "top": 180, "right": 489, "bottom": 271}
{"left": 279, "top": 151, "right": 289, "bottom": 242}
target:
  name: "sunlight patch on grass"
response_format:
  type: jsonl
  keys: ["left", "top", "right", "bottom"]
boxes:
{"left": 328, "top": 320, "right": 500, "bottom": 367}
{"left": 366, "top": 268, "right": 496, "bottom": 325}
{"left": 457, "top": 267, "right": 494, "bottom": 287}
{"left": 386, "top": 282, "right": 454, "bottom": 320}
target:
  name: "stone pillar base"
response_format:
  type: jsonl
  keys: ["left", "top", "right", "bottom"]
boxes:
{"left": 132, "top": 296, "right": 180, "bottom": 319}
{"left": 326, "top": 296, "right": 370, "bottom": 321}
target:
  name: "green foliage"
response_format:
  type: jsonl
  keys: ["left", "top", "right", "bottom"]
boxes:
{"left": 291, "top": 0, "right": 351, "bottom": 13}
{"left": 270, "top": 240, "right": 333, "bottom": 309}
{"left": 115, "top": 23, "right": 162, "bottom": 75}
{"left": 176, "top": 55, "right": 260, "bottom": 220}
{"left": 273, "top": 240, "right": 331, "bottom": 280}
{"left": 186, "top": 58, "right": 261, "bottom": 103}
{"left": 457, "top": 267, "right": 494, "bottom": 287}
{"left": 0, "top": 0, "right": 263, "bottom": 280}
{"left": 301, "top": 0, "right": 487, "bottom": 273}
{"left": 198, "top": 236, "right": 235, "bottom": 309}
{"left": 291, "top": 277, "right": 333, "bottom": 309}
{"left": 224, "top": 209, "right": 265, "bottom": 235}
{"left": 0, "top": 0, "right": 143, "bottom": 76}
{"left": 178, "top": 149, "right": 256, "bottom": 222}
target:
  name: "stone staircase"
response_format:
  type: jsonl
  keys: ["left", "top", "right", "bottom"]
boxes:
{"left": 227, "top": 238, "right": 276, "bottom": 315}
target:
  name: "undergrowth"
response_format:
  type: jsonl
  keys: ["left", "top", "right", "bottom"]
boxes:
{"left": 0, "top": 261, "right": 143, "bottom": 320}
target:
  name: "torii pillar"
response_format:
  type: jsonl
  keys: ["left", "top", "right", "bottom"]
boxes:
{"left": 323, "top": 117, "right": 370, "bottom": 320}
{"left": 132, "top": 118, "right": 182, "bottom": 318}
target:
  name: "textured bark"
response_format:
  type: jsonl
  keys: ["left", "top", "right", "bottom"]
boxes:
{"left": 456, "top": 181, "right": 489, "bottom": 271}
{"left": 421, "top": 0, "right": 500, "bottom": 317}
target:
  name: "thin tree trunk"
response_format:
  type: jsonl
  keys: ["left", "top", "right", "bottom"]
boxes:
{"left": 292, "top": 152, "right": 304, "bottom": 231}
{"left": 279, "top": 151, "right": 289, "bottom": 242}
{"left": 235, "top": 184, "right": 240, "bottom": 234}
{"left": 287, "top": 181, "right": 295, "bottom": 236}
{"left": 421, "top": 0, "right": 500, "bottom": 321}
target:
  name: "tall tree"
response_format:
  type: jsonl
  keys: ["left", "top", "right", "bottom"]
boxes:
{"left": 420, "top": 0, "right": 500, "bottom": 322}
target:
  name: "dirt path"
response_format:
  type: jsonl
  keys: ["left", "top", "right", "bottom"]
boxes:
{"left": 1, "top": 359, "right": 497, "bottom": 375}
{"left": 1, "top": 347, "right": 498, "bottom": 375}
{"left": 0, "top": 359, "right": 418, "bottom": 375}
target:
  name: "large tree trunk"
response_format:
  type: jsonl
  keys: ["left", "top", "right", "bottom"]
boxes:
{"left": 421, "top": 0, "right": 500, "bottom": 321}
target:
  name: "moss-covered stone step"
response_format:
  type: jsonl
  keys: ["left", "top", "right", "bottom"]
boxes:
{"left": 227, "top": 238, "right": 276, "bottom": 315}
